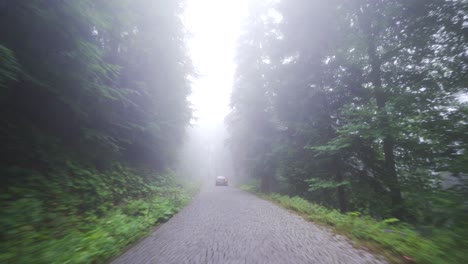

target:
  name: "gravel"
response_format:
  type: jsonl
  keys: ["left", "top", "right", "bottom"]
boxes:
{"left": 111, "top": 185, "right": 388, "bottom": 264}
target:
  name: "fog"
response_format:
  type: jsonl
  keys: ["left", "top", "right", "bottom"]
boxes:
{"left": 177, "top": 124, "right": 233, "bottom": 182}
{"left": 177, "top": 0, "right": 250, "bottom": 184}
{"left": 2, "top": 0, "right": 467, "bottom": 263}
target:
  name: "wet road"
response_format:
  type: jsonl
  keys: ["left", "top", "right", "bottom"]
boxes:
{"left": 112, "top": 185, "right": 387, "bottom": 264}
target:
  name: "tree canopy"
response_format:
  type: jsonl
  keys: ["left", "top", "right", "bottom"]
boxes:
{"left": 228, "top": 0, "right": 468, "bottom": 226}
{"left": 0, "top": 0, "right": 193, "bottom": 182}
{"left": 0, "top": 2, "right": 195, "bottom": 262}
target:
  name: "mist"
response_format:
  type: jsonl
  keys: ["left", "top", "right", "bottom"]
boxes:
{"left": 177, "top": 123, "right": 234, "bottom": 183}
{"left": 1, "top": 0, "right": 467, "bottom": 263}
{"left": 175, "top": 0, "right": 249, "bottom": 185}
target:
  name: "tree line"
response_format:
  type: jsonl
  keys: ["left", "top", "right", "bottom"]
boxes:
{"left": 0, "top": 0, "right": 192, "bottom": 182}
{"left": 228, "top": 0, "right": 467, "bottom": 226}
{"left": 1, "top": 1, "right": 194, "bottom": 262}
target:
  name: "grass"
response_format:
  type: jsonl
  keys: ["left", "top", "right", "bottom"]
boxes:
{"left": 1, "top": 191, "right": 198, "bottom": 264}
{"left": 239, "top": 185, "right": 467, "bottom": 264}
{"left": 0, "top": 173, "right": 199, "bottom": 264}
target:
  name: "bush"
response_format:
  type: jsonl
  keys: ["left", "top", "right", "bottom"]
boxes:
{"left": 0, "top": 164, "right": 198, "bottom": 264}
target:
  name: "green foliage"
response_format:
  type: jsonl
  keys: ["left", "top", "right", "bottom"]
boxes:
{"left": 347, "top": 211, "right": 361, "bottom": 217}
{"left": 0, "top": 166, "right": 197, "bottom": 264}
{"left": 306, "top": 178, "right": 350, "bottom": 191}
{"left": 228, "top": 0, "right": 468, "bottom": 234}
{"left": 0, "top": 200, "right": 187, "bottom": 264}
{"left": 0, "top": 1, "right": 195, "bottom": 260}
{"left": 0, "top": 0, "right": 192, "bottom": 173}
{"left": 0, "top": 45, "right": 21, "bottom": 89}
{"left": 382, "top": 218, "right": 400, "bottom": 225}
{"left": 0, "top": 1, "right": 195, "bottom": 262}
{"left": 239, "top": 184, "right": 258, "bottom": 193}
{"left": 267, "top": 193, "right": 312, "bottom": 214}
{"left": 265, "top": 193, "right": 468, "bottom": 264}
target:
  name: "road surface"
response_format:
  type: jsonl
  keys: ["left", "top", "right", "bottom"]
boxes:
{"left": 112, "top": 185, "right": 387, "bottom": 264}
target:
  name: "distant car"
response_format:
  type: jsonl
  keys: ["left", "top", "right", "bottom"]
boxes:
{"left": 215, "top": 176, "right": 228, "bottom": 186}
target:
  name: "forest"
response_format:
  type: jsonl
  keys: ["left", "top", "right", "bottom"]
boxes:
{"left": 228, "top": 0, "right": 467, "bottom": 262}
{"left": 1, "top": 0, "right": 467, "bottom": 263}
{"left": 0, "top": 1, "right": 195, "bottom": 262}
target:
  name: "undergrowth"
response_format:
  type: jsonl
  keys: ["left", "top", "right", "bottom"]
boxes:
{"left": 240, "top": 185, "right": 468, "bottom": 264}
{"left": 0, "top": 163, "right": 199, "bottom": 263}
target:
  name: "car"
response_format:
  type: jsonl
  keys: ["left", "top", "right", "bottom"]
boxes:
{"left": 215, "top": 176, "right": 228, "bottom": 186}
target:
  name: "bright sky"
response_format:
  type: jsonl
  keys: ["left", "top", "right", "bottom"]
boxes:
{"left": 182, "top": 0, "right": 250, "bottom": 128}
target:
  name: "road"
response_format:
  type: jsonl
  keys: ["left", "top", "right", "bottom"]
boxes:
{"left": 112, "top": 185, "right": 387, "bottom": 264}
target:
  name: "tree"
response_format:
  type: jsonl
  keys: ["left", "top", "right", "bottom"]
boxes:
{"left": 228, "top": 0, "right": 468, "bottom": 222}
{"left": 0, "top": 0, "right": 193, "bottom": 183}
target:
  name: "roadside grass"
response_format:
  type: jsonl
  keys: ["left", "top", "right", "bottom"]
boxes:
{"left": 239, "top": 185, "right": 466, "bottom": 264}
{"left": 2, "top": 197, "right": 180, "bottom": 263}
{"left": 0, "top": 165, "right": 200, "bottom": 264}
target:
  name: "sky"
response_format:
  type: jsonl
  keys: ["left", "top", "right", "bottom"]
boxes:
{"left": 182, "top": 0, "right": 250, "bottom": 128}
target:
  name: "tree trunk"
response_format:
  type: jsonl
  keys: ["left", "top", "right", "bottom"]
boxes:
{"left": 334, "top": 159, "right": 347, "bottom": 213}
{"left": 359, "top": 5, "right": 405, "bottom": 219}
{"left": 319, "top": 76, "right": 348, "bottom": 213}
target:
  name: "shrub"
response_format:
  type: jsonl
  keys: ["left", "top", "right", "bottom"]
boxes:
{"left": 0, "top": 164, "right": 197, "bottom": 264}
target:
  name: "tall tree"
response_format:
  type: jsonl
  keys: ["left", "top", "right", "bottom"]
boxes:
{"left": 228, "top": 0, "right": 468, "bottom": 221}
{"left": 0, "top": 0, "right": 193, "bottom": 185}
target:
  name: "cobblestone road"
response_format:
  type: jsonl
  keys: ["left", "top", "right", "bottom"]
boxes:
{"left": 112, "top": 185, "right": 387, "bottom": 264}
